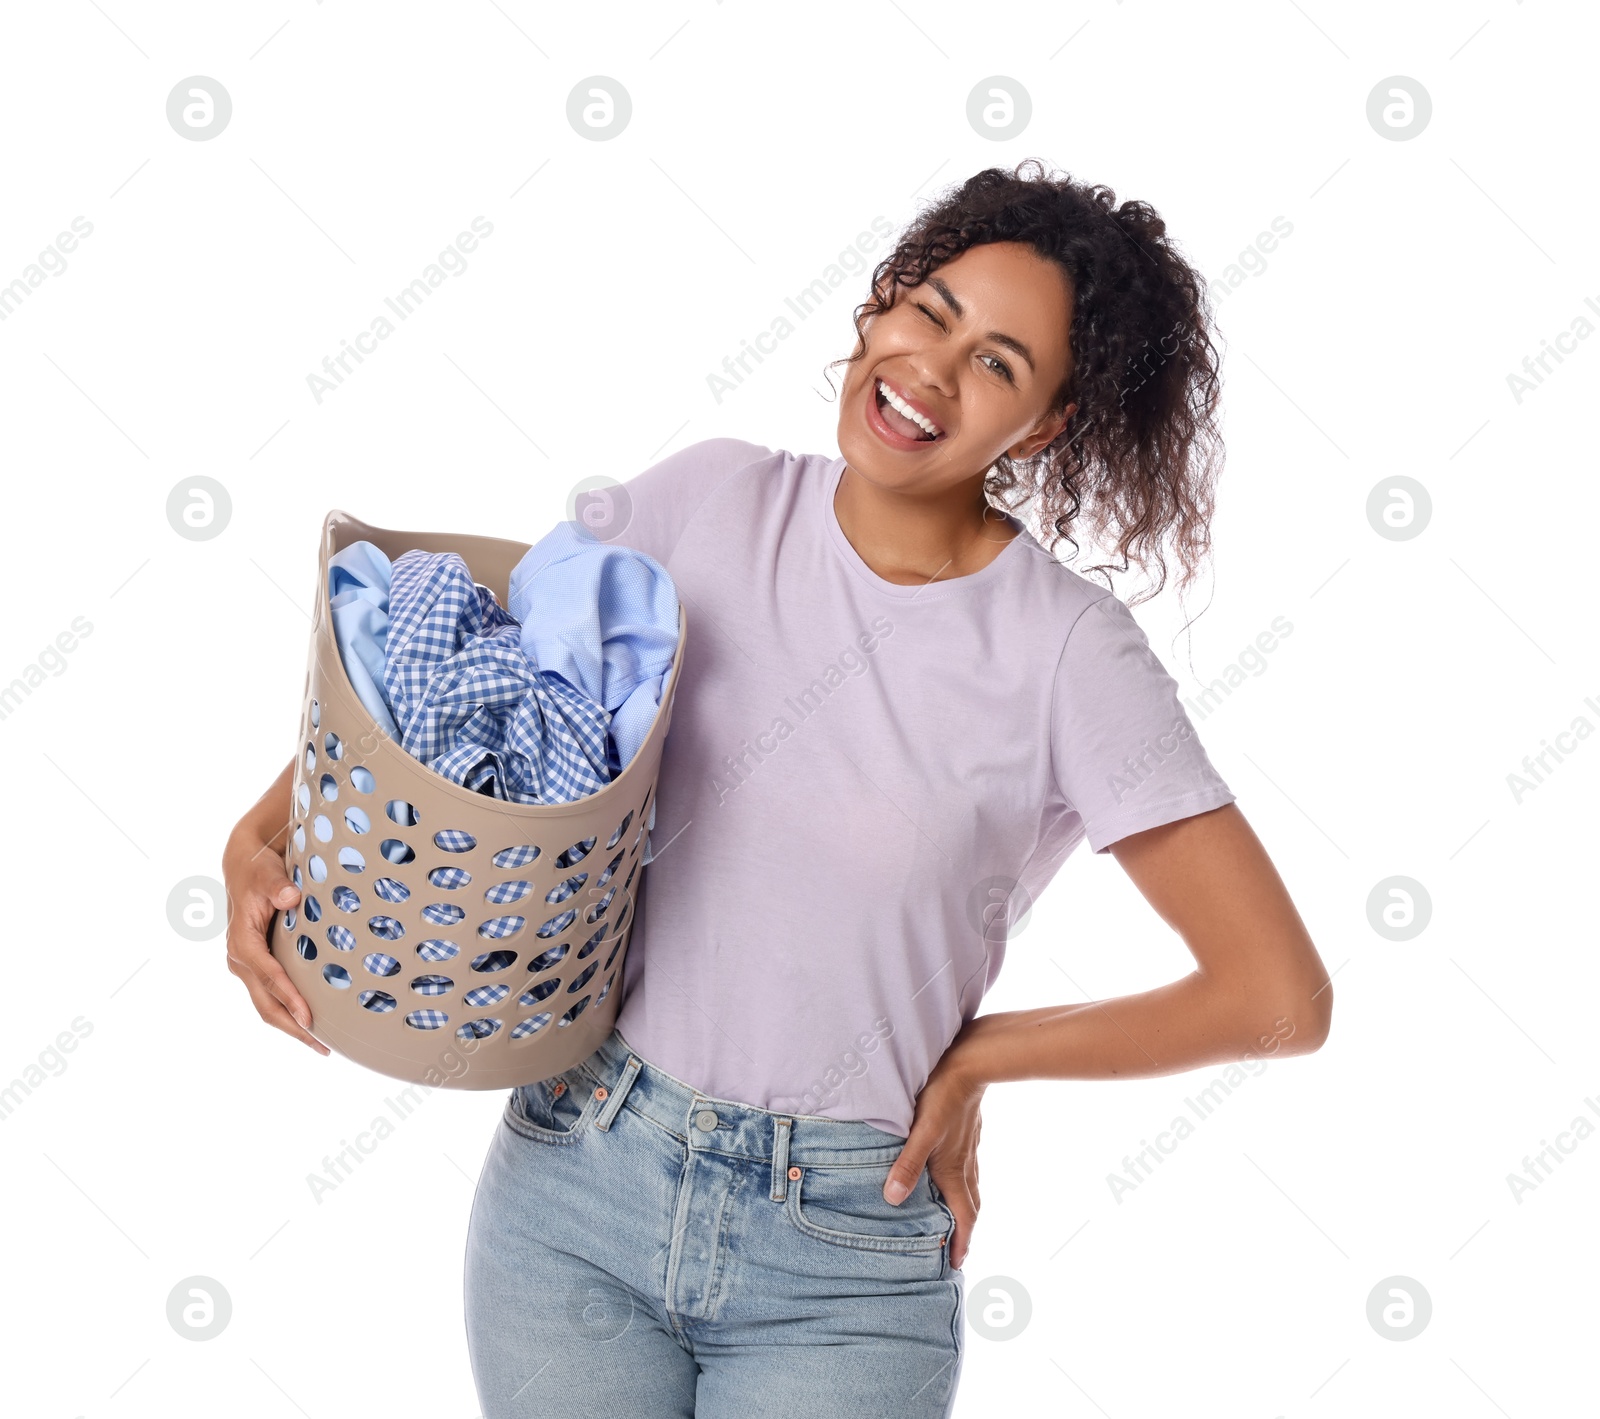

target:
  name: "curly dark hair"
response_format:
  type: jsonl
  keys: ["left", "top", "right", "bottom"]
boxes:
{"left": 827, "top": 158, "right": 1224, "bottom": 611}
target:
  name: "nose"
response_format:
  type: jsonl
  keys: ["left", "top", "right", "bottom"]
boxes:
{"left": 905, "top": 343, "right": 958, "bottom": 399}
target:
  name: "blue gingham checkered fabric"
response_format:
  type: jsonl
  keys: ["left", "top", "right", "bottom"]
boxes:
{"left": 381, "top": 551, "right": 615, "bottom": 805}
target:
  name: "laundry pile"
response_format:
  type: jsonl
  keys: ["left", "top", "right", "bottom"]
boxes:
{"left": 325, "top": 520, "right": 679, "bottom": 858}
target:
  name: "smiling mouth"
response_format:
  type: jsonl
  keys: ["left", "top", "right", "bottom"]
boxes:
{"left": 874, "top": 378, "right": 945, "bottom": 442}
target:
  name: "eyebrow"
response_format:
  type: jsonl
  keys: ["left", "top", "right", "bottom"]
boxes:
{"left": 926, "top": 275, "right": 1037, "bottom": 373}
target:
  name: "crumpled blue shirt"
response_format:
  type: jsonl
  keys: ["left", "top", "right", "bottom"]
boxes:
{"left": 380, "top": 549, "right": 616, "bottom": 804}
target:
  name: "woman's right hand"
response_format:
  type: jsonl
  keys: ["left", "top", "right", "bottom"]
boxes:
{"left": 223, "top": 759, "right": 330, "bottom": 1056}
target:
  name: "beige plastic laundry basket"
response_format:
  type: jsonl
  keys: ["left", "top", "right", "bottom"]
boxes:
{"left": 266, "top": 509, "right": 686, "bottom": 1091}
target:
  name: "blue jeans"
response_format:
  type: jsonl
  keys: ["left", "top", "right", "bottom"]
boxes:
{"left": 464, "top": 1026, "right": 966, "bottom": 1417}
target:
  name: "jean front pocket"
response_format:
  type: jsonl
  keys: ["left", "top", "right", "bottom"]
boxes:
{"left": 785, "top": 1163, "right": 952, "bottom": 1256}
{"left": 502, "top": 1063, "right": 601, "bottom": 1145}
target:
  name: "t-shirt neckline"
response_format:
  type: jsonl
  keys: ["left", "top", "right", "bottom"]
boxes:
{"left": 820, "top": 455, "right": 1029, "bottom": 599}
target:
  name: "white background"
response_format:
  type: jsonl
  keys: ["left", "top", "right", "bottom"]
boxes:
{"left": 1, "top": 1, "right": 1595, "bottom": 1415}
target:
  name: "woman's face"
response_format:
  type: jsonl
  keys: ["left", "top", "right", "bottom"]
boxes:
{"left": 837, "top": 240, "right": 1077, "bottom": 497}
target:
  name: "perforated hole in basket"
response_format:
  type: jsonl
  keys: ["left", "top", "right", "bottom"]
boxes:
{"left": 520, "top": 978, "right": 560, "bottom": 1006}
{"left": 308, "top": 855, "right": 327, "bottom": 883}
{"left": 338, "top": 846, "right": 366, "bottom": 874}
{"left": 312, "top": 814, "right": 333, "bottom": 843}
{"left": 555, "top": 836, "right": 596, "bottom": 869}
{"left": 575, "top": 924, "right": 607, "bottom": 961}
{"left": 411, "top": 975, "right": 453, "bottom": 996}
{"left": 363, "top": 952, "right": 400, "bottom": 977}
{"left": 484, "top": 879, "right": 531, "bottom": 905}
{"left": 405, "top": 1010, "right": 448, "bottom": 1031}
{"left": 380, "top": 839, "right": 415, "bottom": 865}
{"left": 435, "top": 830, "right": 477, "bottom": 853}
{"left": 297, "top": 782, "right": 311, "bottom": 813}
{"left": 332, "top": 886, "right": 359, "bottom": 913}
{"left": 417, "top": 939, "right": 460, "bottom": 963}
{"left": 605, "top": 812, "right": 633, "bottom": 851}
{"left": 471, "top": 949, "right": 517, "bottom": 973}
{"left": 558, "top": 995, "right": 591, "bottom": 1027}
{"left": 367, "top": 916, "right": 405, "bottom": 942}
{"left": 429, "top": 867, "right": 471, "bottom": 890}
{"left": 528, "top": 943, "right": 568, "bottom": 973}
{"left": 344, "top": 806, "right": 370, "bottom": 835}
{"left": 423, "top": 903, "right": 465, "bottom": 927}
{"left": 296, "top": 935, "right": 317, "bottom": 961}
{"left": 567, "top": 961, "right": 599, "bottom": 995}
{"left": 543, "top": 874, "right": 584, "bottom": 906}
{"left": 326, "top": 925, "right": 356, "bottom": 952}
{"left": 493, "top": 844, "right": 539, "bottom": 869}
{"left": 310, "top": 698, "right": 320, "bottom": 730}
{"left": 302, "top": 894, "right": 322, "bottom": 923}
{"left": 323, "top": 963, "right": 351, "bottom": 988}
{"left": 350, "top": 766, "right": 375, "bottom": 794}
{"left": 465, "top": 983, "right": 510, "bottom": 1008}
{"left": 374, "top": 877, "right": 410, "bottom": 904}
{"left": 480, "top": 915, "right": 527, "bottom": 940}
{"left": 535, "top": 909, "right": 574, "bottom": 939}
{"left": 360, "top": 990, "right": 396, "bottom": 1013}
{"left": 595, "top": 852, "right": 624, "bottom": 888}
{"left": 584, "top": 887, "right": 616, "bottom": 924}
{"left": 457, "top": 1018, "right": 502, "bottom": 1041}
{"left": 387, "top": 800, "right": 420, "bottom": 827}
{"left": 319, "top": 773, "right": 338, "bottom": 801}
{"left": 293, "top": 825, "right": 306, "bottom": 854}
{"left": 511, "top": 1013, "right": 552, "bottom": 1039}
{"left": 324, "top": 732, "right": 344, "bottom": 761}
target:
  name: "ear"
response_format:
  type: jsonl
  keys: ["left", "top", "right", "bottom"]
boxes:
{"left": 1008, "top": 402, "right": 1077, "bottom": 461}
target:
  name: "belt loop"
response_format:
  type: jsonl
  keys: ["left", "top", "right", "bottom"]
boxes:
{"left": 769, "top": 1117, "right": 794, "bottom": 1201}
{"left": 594, "top": 1054, "right": 642, "bottom": 1132}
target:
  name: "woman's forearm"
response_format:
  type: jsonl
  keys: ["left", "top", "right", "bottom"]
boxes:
{"left": 943, "top": 970, "right": 1325, "bottom": 1091}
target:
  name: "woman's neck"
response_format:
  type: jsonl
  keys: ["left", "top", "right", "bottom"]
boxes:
{"left": 834, "top": 462, "right": 1019, "bottom": 586}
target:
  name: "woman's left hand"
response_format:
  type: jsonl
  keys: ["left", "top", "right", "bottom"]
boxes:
{"left": 884, "top": 1047, "right": 986, "bottom": 1268}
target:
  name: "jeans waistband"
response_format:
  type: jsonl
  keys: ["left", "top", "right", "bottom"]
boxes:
{"left": 580, "top": 1026, "right": 908, "bottom": 1168}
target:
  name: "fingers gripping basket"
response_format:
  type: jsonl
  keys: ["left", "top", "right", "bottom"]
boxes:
{"left": 267, "top": 510, "right": 686, "bottom": 1090}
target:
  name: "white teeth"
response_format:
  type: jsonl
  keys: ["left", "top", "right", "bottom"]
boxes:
{"left": 877, "top": 379, "right": 941, "bottom": 438}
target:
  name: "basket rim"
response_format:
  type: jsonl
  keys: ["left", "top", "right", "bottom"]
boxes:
{"left": 309, "top": 507, "right": 686, "bottom": 822}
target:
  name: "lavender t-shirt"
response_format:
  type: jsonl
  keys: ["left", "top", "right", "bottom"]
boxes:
{"left": 603, "top": 439, "right": 1236, "bottom": 1135}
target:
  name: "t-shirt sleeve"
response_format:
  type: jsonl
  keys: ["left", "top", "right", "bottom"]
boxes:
{"left": 1050, "top": 592, "right": 1237, "bottom": 853}
{"left": 597, "top": 437, "right": 772, "bottom": 568}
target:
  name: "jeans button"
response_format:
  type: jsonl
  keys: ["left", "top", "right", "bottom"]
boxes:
{"left": 694, "top": 1108, "right": 719, "bottom": 1132}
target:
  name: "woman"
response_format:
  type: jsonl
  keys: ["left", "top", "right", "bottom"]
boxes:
{"left": 223, "top": 159, "right": 1333, "bottom": 1417}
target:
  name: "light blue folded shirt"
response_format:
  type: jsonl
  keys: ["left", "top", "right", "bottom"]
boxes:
{"left": 507, "top": 521, "right": 680, "bottom": 776}
{"left": 327, "top": 541, "right": 399, "bottom": 740}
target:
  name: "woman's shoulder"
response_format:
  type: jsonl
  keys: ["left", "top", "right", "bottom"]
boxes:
{"left": 610, "top": 437, "right": 813, "bottom": 565}
{"left": 1000, "top": 524, "right": 1126, "bottom": 632}
{"left": 636, "top": 435, "right": 786, "bottom": 478}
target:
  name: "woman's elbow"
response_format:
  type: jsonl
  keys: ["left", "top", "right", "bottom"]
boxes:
{"left": 1265, "top": 973, "right": 1333, "bottom": 1055}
